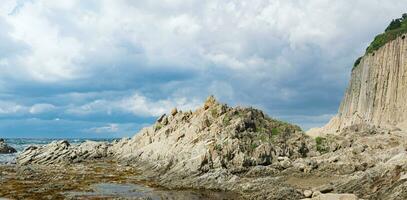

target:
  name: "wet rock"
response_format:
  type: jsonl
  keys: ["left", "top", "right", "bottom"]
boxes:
{"left": 0, "top": 139, "right": 17, "bottom": 154}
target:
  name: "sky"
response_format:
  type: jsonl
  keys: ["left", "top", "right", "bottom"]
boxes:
{"left": 0, "top": 0, "right": 406, "bottom": 138}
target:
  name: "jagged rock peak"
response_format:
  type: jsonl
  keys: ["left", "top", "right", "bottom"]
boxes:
{"left": 203, "top": 95, "right": 219, "bottom": 110}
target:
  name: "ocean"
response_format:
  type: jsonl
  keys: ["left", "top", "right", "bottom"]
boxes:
{"left": 0, "top": 138, "right": 116, "bottom": 164}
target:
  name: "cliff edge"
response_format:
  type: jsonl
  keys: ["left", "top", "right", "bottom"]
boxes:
{"left": 309, "top": 14, "right": 407, "bottom": 137}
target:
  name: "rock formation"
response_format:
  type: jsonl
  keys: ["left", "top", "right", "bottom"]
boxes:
{"left": 18, "top": 96, "right": 315, "bottom": 171}
{"left": 15, "top": 96, "right": 320, "bottom": 199}
{"left": 0, "top": 138, "right": 17, "bottom": 154}
{"left": 309, "top": 30, "right": 407, "bottom": 136}
{"left": 110, "top": 96, "right": 315, "bottom": 175}
{"left": 17, "top": 140, "right": 111, "bottom": 165}
{"left": 301, "top": 16, "right": 407, "bottom": 199}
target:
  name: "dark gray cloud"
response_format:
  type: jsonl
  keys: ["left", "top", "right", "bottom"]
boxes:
{"left": 0, "top": 0, "right": 406, "bottom": 137}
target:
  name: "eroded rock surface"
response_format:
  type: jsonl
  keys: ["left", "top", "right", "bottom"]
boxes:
{"left": 17, "top": 140, "right": 111, "bottom": 165}
{"left": 111, "top": 96, "right": 315, "bottom": 176}
{"left": 293, "top": 124, "right": 407, "bottom": 199}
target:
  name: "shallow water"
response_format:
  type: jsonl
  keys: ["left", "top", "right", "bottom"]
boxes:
{"left": 0, "top": 139, "right": 240, "bottom": 199}
{"left": 65, "top": 183, "right": 238, "bottom": 200}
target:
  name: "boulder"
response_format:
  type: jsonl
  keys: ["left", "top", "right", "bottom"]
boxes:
{"left": 304, "top": 190, "right": 313, "bottom": 198}
{"left": 0, "top": 139, "right": 17, "bottom": 154}
{"left": 171, "top": 108, "right": 178, "bottom": 116}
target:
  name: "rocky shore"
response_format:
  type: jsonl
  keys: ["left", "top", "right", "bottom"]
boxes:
{"left": 3, "top": 96, "right": 404, "bottom": 199}
{"left": 2, "top": 13, "right": 407, "bottom": 200}
{"left": 1, "top": 159, "right": 240, "bottom": 199}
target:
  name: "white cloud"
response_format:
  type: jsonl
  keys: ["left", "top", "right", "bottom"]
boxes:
{"left": 0, "top": 101, "right": 56, "bottom": 115}
{"left": 2, "top": 0, "right": 404, "bottom": 84}
{"left": 83, "top": 122, "right": 150, "bottom": 136}
{"left": 0, "top": 101, "right": 25, "bottom": 114}
{"left": 66, "top": 92, "right": 201, "bottom": 117}
{"left": 88, "top": 123, "right": 119, "bottom": 134}
{"left": 118, "top": 93, "right": 201, "bottom": 117}
{"left": 29, "top": 103, "right": 56, "bottom": 114}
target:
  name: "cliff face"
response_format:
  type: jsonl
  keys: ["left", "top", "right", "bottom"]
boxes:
{"left": 309, "top": 33, "right": 407, "bottom": 136}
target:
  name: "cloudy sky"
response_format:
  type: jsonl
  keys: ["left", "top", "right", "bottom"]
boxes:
{"left": 0, "top": 0, "right": 406, "bottom": 138}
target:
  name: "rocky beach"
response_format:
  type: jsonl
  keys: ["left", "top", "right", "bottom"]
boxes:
{"left": 2, "top": 95, "right": 407, "bottom": 199}
{"left": 1, "top": 11, "right": 407, "bottom": 200}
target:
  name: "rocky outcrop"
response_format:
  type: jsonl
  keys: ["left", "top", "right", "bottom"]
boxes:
{"left": 17, "top": 140, "right": 111, "bottom": 165}
{"left": 309, "top": 32, "right": 407, "bottom": 136}
{"left": 298, "top": 123, "right": 407, "bottom": 199}
{"left": 14, "top": 96, "right": 318, "bottom": 199}
{"left": 111, "top": 96, "right": 315, "bottom": 176}
{"left": 17, "top": 96, "right": 315, "bottom": 173}
{"left": 0, "top": 138, "right": 16, "bottom": 154}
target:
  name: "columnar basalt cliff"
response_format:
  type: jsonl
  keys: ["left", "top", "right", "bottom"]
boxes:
{"left": 309, "top": 18, "right": 407, "bottom": 136}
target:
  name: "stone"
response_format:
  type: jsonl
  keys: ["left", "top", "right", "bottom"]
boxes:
{"left": 157, "top": 114, "right": 166, "bottom": 123}
{"left": 280, "top": 159, "right": 292, "bottom": 169}
{"left": 278, "top": 156, "right": 288, "bottom": 161}
{"left": 312, "top": 191, "right": 322, "bottom": 198}
{"left": 316, "top": 185, "right": 334, "bottom": 193}
{"left": 203, "top": 95, "right": 217, "bottom": 110}
{"left": 399, "top": 172, "right": 407, "bottom": 181}
{"left": 304, "top": 190, "right": 313, "bottom": 198}
{"left": 171, "top": 108, "right": 178, "bottom": 116}
{"left": 0, "top": 139, "right": 17, "bottom": 154}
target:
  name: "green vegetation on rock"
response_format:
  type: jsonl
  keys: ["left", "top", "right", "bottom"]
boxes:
{"left": 155, "top": 123, "right": 163, "bottom": 130}
{"left": 352, "top": 13, "right": 407, "bottom": 71}
{"left": 366, "top": 13, "right": 407, "bottom": 54}
{"left": 352, "top": 56, "right": 363, "bottom": 70}
{"left": 315, "top": 136, "right": 328, "bottom": 154}
{"left": 271, "top": 127, "right": 280, "bottom": 136}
